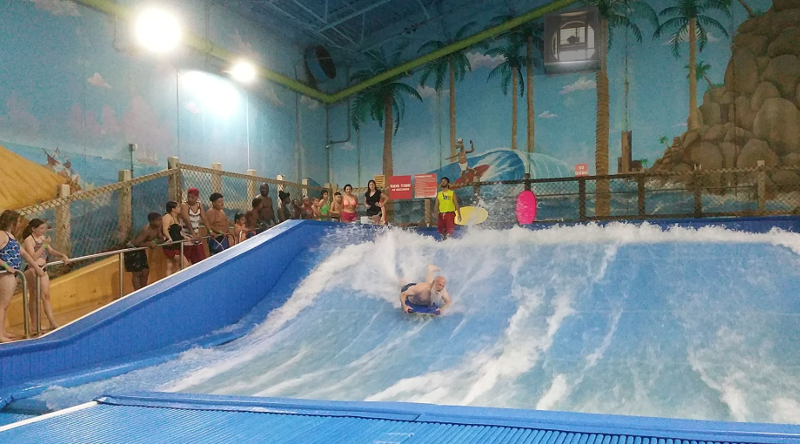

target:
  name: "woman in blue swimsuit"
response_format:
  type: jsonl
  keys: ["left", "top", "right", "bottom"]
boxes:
{"left": 0, "top": 211, "right": 45, "bottom": 342}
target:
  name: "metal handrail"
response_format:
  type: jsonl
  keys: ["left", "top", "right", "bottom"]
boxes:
{"left": 3, "top": 233, "right": 220, "bottom": 338}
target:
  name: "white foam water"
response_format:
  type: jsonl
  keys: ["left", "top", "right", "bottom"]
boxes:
{"left": 32, "top": 223, "right": 800, "bottom": 424}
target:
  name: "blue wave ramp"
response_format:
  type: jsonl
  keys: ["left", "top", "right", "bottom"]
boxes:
{"left": 2, "top": 391, "right": 800, "bottom": 444}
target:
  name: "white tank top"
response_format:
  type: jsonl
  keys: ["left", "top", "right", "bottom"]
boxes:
{"left": 186, "top": 203, "right": 201, "bottom": 233}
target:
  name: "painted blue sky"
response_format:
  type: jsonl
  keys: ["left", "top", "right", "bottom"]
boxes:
{"left": 330, "top": 0, "right": 772, "bottom": 186}
{"left": 0, "top": 0, "right": 776, "bottom": 189}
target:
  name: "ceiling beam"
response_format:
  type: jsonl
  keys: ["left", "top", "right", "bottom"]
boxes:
{"left": 70, "top": 0, "right": 579, "bottom": 104}
{"left": 319, "top": 0, "right": 396, "bottom": 31}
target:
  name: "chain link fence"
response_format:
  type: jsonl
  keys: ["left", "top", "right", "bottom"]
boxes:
{"left": 366, "top": 165, "right": 800, "bottom": 225}
{"left": 178, "top": 164, "right": 330, "bottom": 223}
{"left": 10, "top": 164, "right": 800, "bottom": 279}
{"left": 14, "top": 169, "right": 177, "bottom": 277}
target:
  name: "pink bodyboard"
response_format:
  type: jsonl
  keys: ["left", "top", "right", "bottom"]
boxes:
{"left": 515, "top": 190, "right": 537, "bottom": 224}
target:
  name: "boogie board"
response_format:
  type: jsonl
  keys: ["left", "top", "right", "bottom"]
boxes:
{"left": 515, "top": 190, "right": 537, "bottom": 224}
{"left": 455, "top": 206, "right": 489, "bottom": 226}
{"left": 406, "top": 302, "right": 440, "bottom": 315}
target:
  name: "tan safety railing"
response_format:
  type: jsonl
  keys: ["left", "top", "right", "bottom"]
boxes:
{"left": 3, "top": 235, "right": 213, "bottom": 338}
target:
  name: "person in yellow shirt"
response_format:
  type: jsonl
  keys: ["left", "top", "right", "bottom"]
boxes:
{"left": 433, "top": 177, "right": 461, "bottom": 240}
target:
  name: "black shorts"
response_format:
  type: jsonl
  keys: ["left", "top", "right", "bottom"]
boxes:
{"left": 366, "top": 206, "right": 381, "bottom": 217}
{"left": 124, "top": 250, "right": 149, "bottom": 272}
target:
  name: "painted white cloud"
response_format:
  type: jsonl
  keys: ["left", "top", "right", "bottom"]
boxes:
{"left": 416, "top": 84, "right": 448, "bottom": 99}
{"left": 87, "top": 73, "right": 111, "bottom": 89}
{"left": 673, "top": 122, "right": 688, "bottom": 128}
{"left": 560, "top": 77, "right": 596, "bottom": 95}
{"left": 538, "top": 110, "right": 558, "bottom": 119}
{"left": 707, "top": 32, "right": 720, "bottom": 42}
{"left": 339, "top": 142, "right": 356, "bottom": 151}
{"left": 466, "top": 52, "right": 505, "bottom": 70}
{"left": 28, "top": 0, "right": 80, "bottom": 16}
{"left": 262, "top": 84, "right": 284, "bottom": 107}
{"left": 300, "top": 95, "right": 321, "bottom": 110}
{"left": 184, "top": 101, "right": 202, "bottom": 114}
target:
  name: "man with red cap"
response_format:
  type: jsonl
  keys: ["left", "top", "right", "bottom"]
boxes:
{"left": 179, "top": 187, "right": 211, "bottom": 264}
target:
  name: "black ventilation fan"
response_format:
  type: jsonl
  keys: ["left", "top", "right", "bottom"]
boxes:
{"left": 305, "top": 45, "right": 337, "bottom": 84}
{"left": 544, "top": 7, "right": 600, "bottom": 75}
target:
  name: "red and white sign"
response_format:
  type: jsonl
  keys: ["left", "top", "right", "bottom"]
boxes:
{"left": 575, "top": 163, "right": 589, "bottom": 177}
{"left": 388, "top": 175, "right": 413, "bottom": 200}
{"left": 414, "top": 174, "right": 438, "bottom": 199}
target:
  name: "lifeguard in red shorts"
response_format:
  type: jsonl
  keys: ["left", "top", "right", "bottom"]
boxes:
{"left": 433, "top": 177, "right": 461, "bottom": 240}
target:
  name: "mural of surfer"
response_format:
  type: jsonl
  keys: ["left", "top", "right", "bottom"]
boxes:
{"left": 446, "top": 139, "right": 476, "bottom": 180}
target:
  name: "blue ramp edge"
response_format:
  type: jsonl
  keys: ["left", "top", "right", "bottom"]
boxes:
{"left": 3, "top": 392, "right": 800, "bottom": 444}
{"left": 0, "top": 221, "right": 338, "bottom": 398}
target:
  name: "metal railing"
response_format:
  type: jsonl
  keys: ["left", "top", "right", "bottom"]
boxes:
{"left": 3, "top": 235, "right": 214, "bottom": 338}
{"left": 370, "top": 164, "right": 800, "bottom": 226}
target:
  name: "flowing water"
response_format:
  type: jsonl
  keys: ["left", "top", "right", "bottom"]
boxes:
{"left": 30, "top": 224, "right": 800, "bottom": 424}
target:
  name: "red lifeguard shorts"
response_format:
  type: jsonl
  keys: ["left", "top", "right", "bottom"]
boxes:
{"left": 438, "top": 212, "right": 455, "bottom": 235}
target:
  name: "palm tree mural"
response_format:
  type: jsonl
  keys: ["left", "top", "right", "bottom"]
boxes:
{"left": 418, "top": 22, "right": 477, "bottom": 159}
{"left": 654, "top": 0, "right": 730, "bottom": 131}
{"left": 351, "top": 44, "right": 423, "bottom": 177}
{"left": 584, "top": 0, "right": 658, "bottom": 216}
{"left": 685, "top": 60, "right": 714, "bottom": 90}
{"left": 485, "top": 43, "right": 525, "bottom": 151}
{"left": 490, "top": 16, "right": 545, "bottom": 153}
{"left": 659, "top": 135, "right": 671, "bottom": 149}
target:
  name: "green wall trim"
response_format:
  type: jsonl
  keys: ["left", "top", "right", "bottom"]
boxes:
{"left": 70, "top": 0, "right": 578, "bottom": 104}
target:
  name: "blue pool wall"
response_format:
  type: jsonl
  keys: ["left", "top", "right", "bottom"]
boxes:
{"left": 1, "top": 217, "right": 798, "bottom": 403}
{"left": 0, "top": 221, "right": 335, "bottom": 394}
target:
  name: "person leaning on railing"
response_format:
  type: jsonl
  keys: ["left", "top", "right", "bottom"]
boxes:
{"left": 21, "top": 218, "right": 70, "bottom": 331}
{"left": 162, "top": 201, "right": 189, "bottom": 276}
{"left": 0, "top": 210, "right": 45, "bottom": 342}
{"left": 125, "top": 212, "right": 165, "bottom": 291}
{"left": 206, "top": 192, "right": 232, "bottom": 256}
{"left": 179, "top": 187, "right": 211, "bottom": 265}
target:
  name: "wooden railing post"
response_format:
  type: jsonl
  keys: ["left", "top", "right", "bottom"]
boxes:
{"left": 757, "top": 160, "right": 766, "bottom": 214}
{"left": 167, "top": 156, "right": 181, "bottom": 202}
{"left": 55, "top": 184, "right": 71, "bottom": 255}
{"left": 637, "top": 174, "right": 646, "bottom": 217}
{"left": 211, "top": 162, "right": 222, "bottom": 194}
{"left": 693, "top": 166, "right": 703, "bottom": 218}
{"left": 424, "top": 198, "right": 431, "bottom": 227}
{"left": 247, "top": 169, "right": 258, "bottom": 208}
{"left": 118, "top": 170, "right": 132, "bottom": 243}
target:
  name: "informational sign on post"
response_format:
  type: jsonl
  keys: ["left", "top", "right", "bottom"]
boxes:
{"left": 388, "top": 175, "right": 413, "bottom": 200}
{"left": 574, "top": 164, "right": 589, "bottom": 177}
{"left": 414, "top": 174, "right": 438, "bottom": 199}
{"left": 373, "top": 175, "right": 386, "bottom": 188}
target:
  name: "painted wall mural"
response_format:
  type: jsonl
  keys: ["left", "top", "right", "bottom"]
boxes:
{"left": 0, "top": 0, "right": 327, "bottom": 209}
{"left": 329, "top": 0, "right": 784, "bottom": 194}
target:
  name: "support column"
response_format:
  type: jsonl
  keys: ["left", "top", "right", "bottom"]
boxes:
{"left": 757, "top": 160, "right": 766, "bottom": 214}
{"left": 211, "top": 162, "right": 222, "bottom": 195}
{"left": 55, "top": 184, "right": 71, "bottom": 256}
{"left": 277, "top": 175, "right": 286, "bottom": 193}
{"left": 118, "top": 170, "right": 132, "bottom": 243}
{"left": 167, "top": 156, "right": 181, "bottom": 202}
{"left": 247, "top": 169, "right": 258, "bottom": 206}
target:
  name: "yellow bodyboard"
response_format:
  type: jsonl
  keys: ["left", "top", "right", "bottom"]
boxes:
{"left": 455, "top": 206, "right": 488, "bottom": 226}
